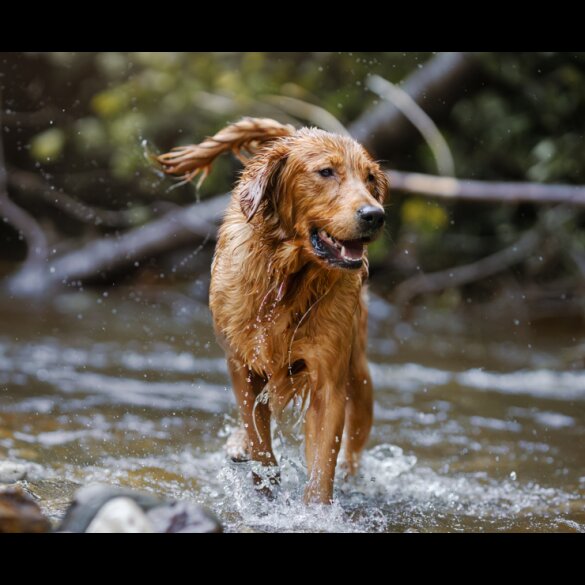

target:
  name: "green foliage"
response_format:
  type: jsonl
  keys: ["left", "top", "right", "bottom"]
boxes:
{"left": 24, "top": 52, "right": 432, "bottom": 190}
{"left": 30, "top": 128, "right": 66, "bottom": 162}
{"left": 450, "top": 52, "right": 585, "bottom": 184}
{"left": 401, "top": 198, "right": 449, "bottom": 236}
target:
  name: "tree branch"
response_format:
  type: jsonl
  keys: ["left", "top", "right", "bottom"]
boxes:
{"left": 393, "top": 229, "right": 542, "bottom": 306}
{"left": 0, "top": 94, "right": 49, "bottom": 296}
{"left": 393, "top": 207, "right": 575, "bottom": 306}
{"left": 2, "top": 105, "right": 70, "bottom": 128}
{"left": 349, "top": 52, "right": 483, "bottom": 156}
{"left": 43, "top": 194, "right": 230, "bottom": 288}
{"left": 368, "top": 75, "right": 455, "bottom": 177}
{"left": 8, "top": 169, "right": 158, "bottom": 229}
{"left": 5, "top": 163, "right": 585, "bottom": 297}
{"left": 261, "top": 94, "right": 350, "bottom": 136}
{"left": 389, "top": 170, "right": 585, "bottom": 207}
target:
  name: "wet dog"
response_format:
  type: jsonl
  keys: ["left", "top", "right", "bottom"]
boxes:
{"left": 157, "top": 118, "right": 388, "bottom": 503}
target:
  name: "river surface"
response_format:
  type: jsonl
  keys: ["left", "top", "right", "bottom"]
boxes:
{"left": 0, "top": 286, "right": 583, "bottom": 532}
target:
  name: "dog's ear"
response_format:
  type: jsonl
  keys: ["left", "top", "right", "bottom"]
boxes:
{"left": 372, "top": 167, "right": 390, "bottom": 204}
{"left": 240, "top": 150, "right": 288, "bottom": 222}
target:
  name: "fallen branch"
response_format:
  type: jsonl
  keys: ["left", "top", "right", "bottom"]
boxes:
{"left": 37, "top": 193, "right": 230, "bottom": 290}
{"left": 2, "top": 105, "right": 70, "bottom": 128}
{"left": 393, "top": 230, "right": 542, "bottom": 306}
{"left": 349, "top": 52, "right": 482, "bottom": 157}
{"left": 393, "top": 207, "right": 575, "bottom": 306}
{"left": 6, "top": 165, "right": 585, "bottom": 296}
{"left": 388, "top": 170, "right": 585, "bottom": 207}
{"left": 261, "top": 94, "right": 350, "bottom": 136}
{"left": 368, "top": 75, "right": 455, "bottom": 177}
{"left": 0, "top": 95, "right": 49, "bottom": 296}
{"left": 8, "top": 169, "right": 159, "bottom": 229}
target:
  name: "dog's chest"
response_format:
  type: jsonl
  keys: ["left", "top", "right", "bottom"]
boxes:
{"left": 210, "top": 224, "right": 362, "bottom": 377}
{"left": 237, "top": 300, "right": 304, "bottom": 376}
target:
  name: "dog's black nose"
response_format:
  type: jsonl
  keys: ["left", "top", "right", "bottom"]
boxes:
{"left": 357, "top": 206, "right": 385, "bottom": 232}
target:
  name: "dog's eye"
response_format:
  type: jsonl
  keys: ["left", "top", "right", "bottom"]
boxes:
{"left": 367, "top": 173, "right": 376, "bottom": 182}
{"left": 318, "top": 168, "right": 335, "bottom": 178}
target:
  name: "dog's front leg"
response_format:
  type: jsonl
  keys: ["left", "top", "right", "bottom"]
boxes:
{"left": 304, "top": 375, "right": 347, "bottom": 505}
{"left": 227, "top": 357, "right": 279, "bottom": 493}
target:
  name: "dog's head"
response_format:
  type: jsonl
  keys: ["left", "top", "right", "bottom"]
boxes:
{"left": 239, "top": 128, "right": 389, "bottom": 271}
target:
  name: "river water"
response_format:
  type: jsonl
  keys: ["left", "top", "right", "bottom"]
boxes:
{"left": 0, "top": 286, "right": 583, "bottom": 532}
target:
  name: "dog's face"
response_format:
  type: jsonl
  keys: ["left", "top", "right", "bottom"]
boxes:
{"left": 241, "top": 129, "right": 389, "bottom": 271}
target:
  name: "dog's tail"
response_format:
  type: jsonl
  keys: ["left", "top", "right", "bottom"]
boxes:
{"left": 154, "top": 117, "right": 296, "bottom": 187}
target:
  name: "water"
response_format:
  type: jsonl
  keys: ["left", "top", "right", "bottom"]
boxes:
{"left": 0, "top": 287, "right": 583, "bottom": 532}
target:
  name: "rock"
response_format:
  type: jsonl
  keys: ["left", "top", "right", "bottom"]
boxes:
{"left": 59, "top": 484, "right": 162, "bottom": 533}
{"left": 0, "top": 485, "right": 51, "bottom": 533}
{"left": 0, "top": 461, "right": 27, "bottom": 484}
{"left": 147, "top": 501, "right": 222, "bottom": 533}
{"left": 86, "top": 498, "right": 154, "bottom": 533}
{"left": 59, "top": 483, "right": 223, "bottom": 533}
{"left": 19, "top": 479, "right": 81, "bottom": 506}
{"left": 20, "top": 479, "right": 82, "bottom": 529}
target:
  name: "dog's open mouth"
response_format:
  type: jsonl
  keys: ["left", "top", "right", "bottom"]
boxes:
{"left": 310, "top": 228, "right": 368, "bottom": 270}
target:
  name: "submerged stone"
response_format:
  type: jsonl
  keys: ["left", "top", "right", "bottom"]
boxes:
{"left": 86, "top": 497, "right": 154, "bottom": 533}
{"left": 0, "top": 486, "right": 51, "bottom": 533}
{"left": 59, "top": 483, "right": 222, "bottom": 533}
{"left": 147, "top": 500, "right": 223, "bottom": 533}
{"left": 59, "top": 484, "right": 162, "bottom": 533}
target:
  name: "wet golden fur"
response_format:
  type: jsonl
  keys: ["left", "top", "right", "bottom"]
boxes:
{"left": 157, "top": 118, "right": 388, "bottom": 504}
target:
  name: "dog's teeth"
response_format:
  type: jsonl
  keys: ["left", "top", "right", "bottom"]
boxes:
{"left": 341, "top": 246, "right": 346, "bottom": 258}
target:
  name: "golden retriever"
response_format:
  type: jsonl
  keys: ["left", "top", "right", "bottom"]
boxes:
{"left": 157, "top": 118, "right": 388, "bottom": 504}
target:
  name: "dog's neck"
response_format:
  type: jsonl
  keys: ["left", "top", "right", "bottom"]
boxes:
{"left": 262, "top": 231, "right": 364, "bottom": 308}
{"left": 222, "top": 199, "right": 365, "bottom": 314}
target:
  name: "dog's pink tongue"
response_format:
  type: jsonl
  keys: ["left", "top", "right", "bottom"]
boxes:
{"left": 342, "top": 240, "right": 364, "bottom": 261}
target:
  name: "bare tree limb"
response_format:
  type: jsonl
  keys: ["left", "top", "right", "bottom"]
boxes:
{"left": 8, "top": 169, "right": 157, "bottom": 229}
{"left": 45, "top": 166, "right": 585, "bottom": 294}
{"left": 368, "top": 75, "right": 455, "bottom": 176}
{"left": 261, "top": 94, "right": 350, "bottom": 136}
{"left": 2, "top": 105, "right": 70, "bottom": 128}
{"left": 389, "top": 170, "right": 585, "bottom": 207}
{"left": 43, "top": 194, "right": 230, "bottom": 289}
{"left": 349, "top": 52, "right": 483, "bottom": 156}
{"left": 0, "top": 89, "right": 231, "bottom": 299}
{"left": 394, "top": 230, "right": 542, "bottom": 306}
{"left": 6, "top": 164, "right": 585, "bottom": 297}
{"left": 0, "top": 94, "right": 49, "bottom": 296}
{"left": 393, "top": 207, "right": 575, "bottom": 306}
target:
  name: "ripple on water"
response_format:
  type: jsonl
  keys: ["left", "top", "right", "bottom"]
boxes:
{"left": 1, "top": 332, "right": 584, "bottom": 532}
{"left": 49, "top": 440, "right": 582, "bottom": 533}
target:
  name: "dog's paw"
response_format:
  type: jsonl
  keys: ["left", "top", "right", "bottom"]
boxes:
{"left": 225, "top": 427, "right": 250, "bottom": 463}
{"left": 339, "top": 456, "right": 359, "bottom": 480}
{"left": 253, "top": 466, "right": 281, "bottom": 500}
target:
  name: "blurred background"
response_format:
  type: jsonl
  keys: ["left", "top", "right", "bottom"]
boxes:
{"left": 1, "top": 52, "right": 585, "bottom": 318}
{"left": 0, "top": 53, "right": 584, "bottom": 532}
